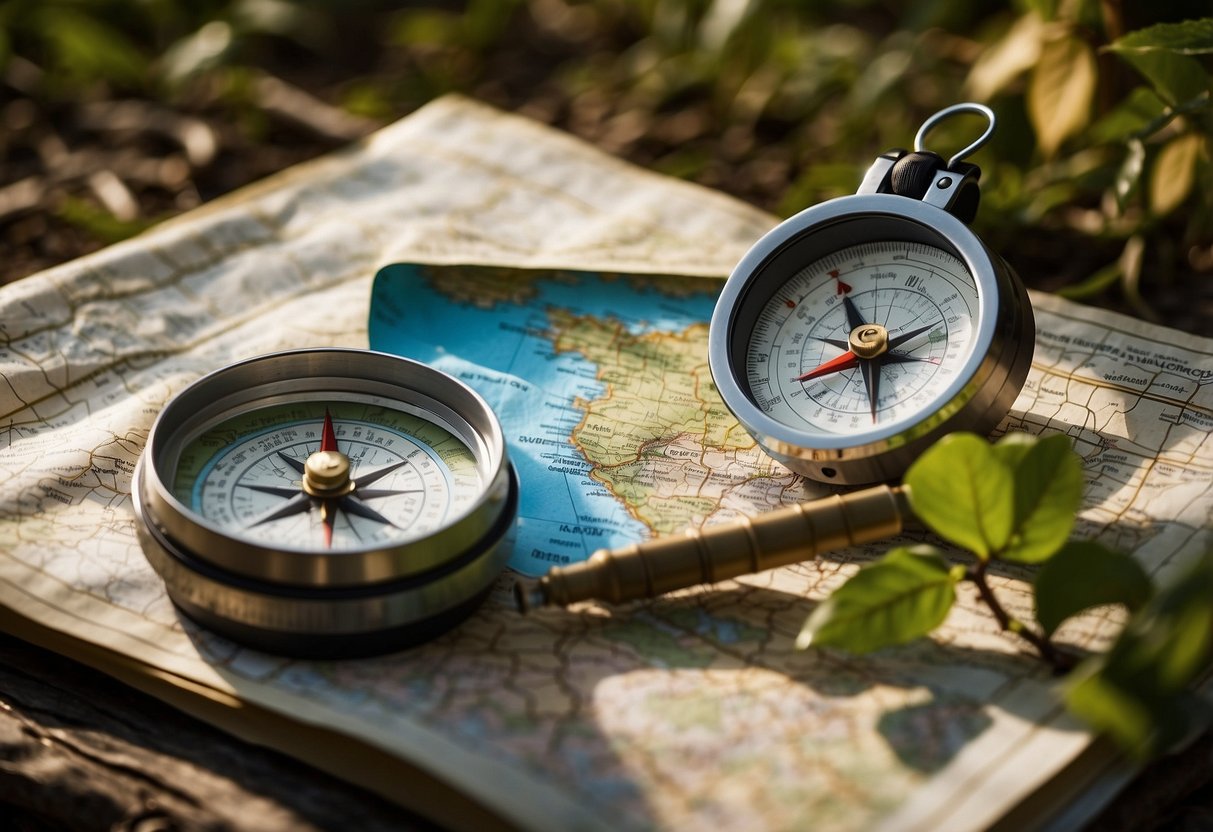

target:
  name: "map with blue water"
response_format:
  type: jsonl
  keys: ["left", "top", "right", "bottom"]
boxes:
{"left": 368, "top": 263, "right": 744, "bottom": 576}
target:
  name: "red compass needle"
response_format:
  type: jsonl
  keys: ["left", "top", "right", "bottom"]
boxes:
{"left": 320, "top": 501, "right": 336, "bottom": 549}
{"left": 321, "top": 408, "right": 339, "bottom": 453}
{"left": 317, "top": 409, "right": 341, "bottom": 549}
{"left": 793, "top": 350, "right": 860, "bottom": 382}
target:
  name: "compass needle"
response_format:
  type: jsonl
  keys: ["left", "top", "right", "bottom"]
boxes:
{"left": 859, "top": 359, "right": 881, "bottom": 423}
{"left": 321, "top": 408, "right": 339, "bottom": 453}
{"left": 356, "top": 488, "right": 425, "bottom": 500}
{"left": 353, "top": 458, "right": 411, "bottom": 488}
{"left": 241, "top": 483, "right": 300, "bottom": 499}
{"left": 887, "top": 321, "right": 939, "bottom": 351}
{"left": 793, "top": 350, "right": 860, "bottom": 382}
{"left": 245, "top": 492, "right": 311, "bottom": 529}
{"left": 341, "top": 496, "right": 400, "bottom": 528}
{"left": 320, "top": 500, "right": 336, "bottom": 548}
{"left": 276, "top": 452, "right": 305, "bottom": 474}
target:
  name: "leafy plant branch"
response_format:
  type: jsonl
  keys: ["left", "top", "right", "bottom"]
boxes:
{"left": 966, "top": 558, "right": 1075, "bottom": 673}
{"left": 797, "top": 431, "right": 1211, "bottom": 759}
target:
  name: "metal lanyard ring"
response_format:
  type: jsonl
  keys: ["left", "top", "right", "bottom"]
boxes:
{"left": 914, "top": 102, "right": 996, "bottom": 169}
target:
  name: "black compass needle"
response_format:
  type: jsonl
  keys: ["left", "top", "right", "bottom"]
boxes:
{"left": 810, "top": 335, "right": 851, "bottom": 350}
{"left": 340, "top": 495, "right": 400, "bottom": 528}
{"left": 883, "top": 353, "right": 940, "bottom": 365}
{"left": 887, "top": 321, "right": 938, "bottom": 351}
{"left": 859, "top": 358, "right": 881, "bottom": 422}
{"left": 276, "top": 452, "right": 306, "bottom": 474}
{"left": 842, "top": 294, "right": 867, "bottom": 330}
{"left": 356, "top": 488, "right": 425, "bottom": 500}
{"left": 353, "top": 458, "right": 411, "bottom": 488}
{"left": 241, "top": 483, "right": 300, "bottom": 499}
{"left": 245, "top": 492, "right": 311, "bottom": 529}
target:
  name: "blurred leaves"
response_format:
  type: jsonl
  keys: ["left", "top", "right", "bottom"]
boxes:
{"left": 1109, "top": 17, "right": 1213, "bottom": 55}
{"left": 1067, "top": 553, "right": 1213, "bottom": 759}
{"left": 1034, "top": 541, "right": 1152, "bottom": 637}
{"left": 0, "top": 0, "right": 1210, "bottom": 325}
{"left": 1150, "top": 131, "right": 1205, "bottom": 215}
{"left": 1028, "top": 26, "right": 1097, "bottom": 158}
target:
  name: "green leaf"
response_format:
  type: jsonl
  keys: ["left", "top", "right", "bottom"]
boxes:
{"left": 1066, "top": 553, "right": 1213, "bottom": 759}
{"left": 797, "top": 546, "right": 959, "bottom": 653}
{"left": 1107, "top": 36, "right": 1210, "bottom": 107}
{"left": 990, "top": 430, "right": 1036, "bottom": 470}
{"left": 1089, "top": 87, "right": 1168, "bottom": 144}
{"left": 35, "top": 7, "right": 147, "bottom": 86}
{"left": 1113, "top": 138, "right": 1147, "bottom": 211}
{"left": 159, "top": 20, "right": 234, "bottom": 87}
{"left": 1150, "top": 133, "right": 1205, "bottom": 217}
{"left": 1108, "top": 18, "right": 1213, "bottom": 56}
{"left": 1028, "top": 30, "right": 1097, "bottom": 157}
{"left": 1034, "top": 541, "right": 1152, "bottom": 636}
{"left": 1057, "top": 259, "right": 1123, "bottom": 301}
{"left": 905, "top": 433, "right": 1014, "bottom": 560}
{"left": 1001, "top": 433, "right": 1085, "bottom": 563}
{"left": 965, "top": 12, "right": 1044, "bottom": 101}
{"left": 1066, "top": 668, "right": 1158, "bottom": 757}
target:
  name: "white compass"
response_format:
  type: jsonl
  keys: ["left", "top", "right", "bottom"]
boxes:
{"left": 133, "top": 349, "right": 517, "bottom": 657}
{"left": 709, "top": 104, "right": 1034, "bottom": 484}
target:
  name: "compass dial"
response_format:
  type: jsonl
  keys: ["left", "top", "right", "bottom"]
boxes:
{"left": 747, "top": 241, "right": 979, "bottom": 434}
{"left": 171, "top": 401, "right": 483, "bottom": 551}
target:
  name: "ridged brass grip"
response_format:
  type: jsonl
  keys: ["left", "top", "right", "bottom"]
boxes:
{"left": 515, "top": 484, "right": 909, "bottom": 611}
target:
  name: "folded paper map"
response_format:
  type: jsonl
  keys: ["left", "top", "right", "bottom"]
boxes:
{"left": 1, "top": 96, "right": 1210, "bottom": 831}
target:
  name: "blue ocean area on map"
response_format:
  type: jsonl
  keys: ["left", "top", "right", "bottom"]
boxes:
{"left": 368, "top": 264, "right": 720, "bottom": 576}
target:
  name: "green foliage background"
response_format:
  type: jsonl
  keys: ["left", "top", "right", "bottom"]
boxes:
{"left": 0, "top": 0, "right": 1209, "bottom": 329}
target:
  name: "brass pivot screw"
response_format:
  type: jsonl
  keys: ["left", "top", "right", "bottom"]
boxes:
{"left": 302, "top": 450, "right": 356, "bottom": 497}
{"left": 848, "top": 323, "right": 889, "bottom": 359}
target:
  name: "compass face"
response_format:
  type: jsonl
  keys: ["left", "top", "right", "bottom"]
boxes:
{"left": 745, "top": 241, "right": 979, "bottom": 435}
{"left": 171, "top": 400, "right": 483, "bottom": 551}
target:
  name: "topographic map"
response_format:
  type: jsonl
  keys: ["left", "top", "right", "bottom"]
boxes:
{"left": 0, "top": 96, "right": 1211, "bottom": 832}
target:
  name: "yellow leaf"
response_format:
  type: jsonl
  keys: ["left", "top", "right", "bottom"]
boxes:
{"left": 1027, "top": 31, "right": 1097, "bottom": 158}
{"left": 1149, "top": 133, "right": 1205, "bottom": 216}
{"left": 966, "top": 12, "right": 1045, "bottom": 101}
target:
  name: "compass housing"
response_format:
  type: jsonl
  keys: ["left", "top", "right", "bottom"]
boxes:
{"left": 708, "top": 194, "right": 1034, "bottom": 484}
{"left": 134, "top": 348, "right": 517, "bottom": 657}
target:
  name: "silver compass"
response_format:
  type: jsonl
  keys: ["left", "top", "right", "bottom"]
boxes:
{"left": 133, "top": 349, "right": 516, "bottom": 657}
{"left": 708, "top": 103, "right": 1034, "bottom": 484}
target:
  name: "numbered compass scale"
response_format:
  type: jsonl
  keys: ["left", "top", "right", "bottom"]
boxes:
{"left": 134, "top": 350, "right": 517, "bottom": 657}
{"left": 517, "top": 103, "right": 1034, "bottom": 612}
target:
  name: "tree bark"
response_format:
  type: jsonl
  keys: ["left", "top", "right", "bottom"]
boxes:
{"left": 0, "top": 634, "right": 433, "bottom": 831}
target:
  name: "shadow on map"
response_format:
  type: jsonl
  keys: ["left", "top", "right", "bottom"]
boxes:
{"left": 555, "top": 582, "right": 1058, "bottom": 778}
{"left": 184, "top": 523, "right": 1153, "bottom": 829}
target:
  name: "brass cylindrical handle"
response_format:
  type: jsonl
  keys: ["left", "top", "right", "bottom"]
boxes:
{"left": 514, "top": 484, "right": 910, "bottom": 611}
